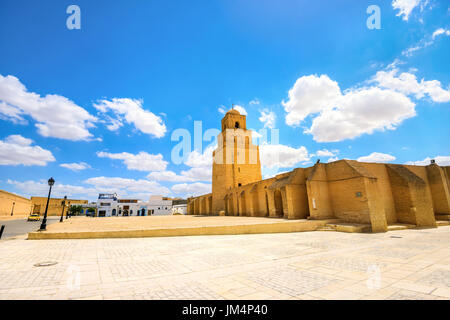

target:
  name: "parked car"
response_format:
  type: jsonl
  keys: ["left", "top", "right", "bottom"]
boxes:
{"left": 27, "top": 213, "right": 40, "bottom": 221}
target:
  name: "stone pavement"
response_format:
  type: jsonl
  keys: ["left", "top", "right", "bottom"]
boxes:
{"left": 0, "top": 226, "right": 449, "bottom": 300}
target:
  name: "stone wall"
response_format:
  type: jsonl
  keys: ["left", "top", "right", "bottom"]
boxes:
{"left": 0, "top": 190, "right": 32, "bottom": 216}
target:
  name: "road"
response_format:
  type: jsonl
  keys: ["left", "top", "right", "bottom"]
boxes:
{"left": 0, "top": 217, "right": 60, "bottom": 239}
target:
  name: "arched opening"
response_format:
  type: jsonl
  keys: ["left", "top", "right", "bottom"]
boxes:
{"left": 274, "top": 190, "right": 283, "bottom": 218}
{"left": 112, "top": 209, "right": 117, "bottom": 216}
{"left": 235, "top": 121, "right": 240, "bottom": 128}
{"left": 141, "top": 208, "right": 146, "bottom": 216}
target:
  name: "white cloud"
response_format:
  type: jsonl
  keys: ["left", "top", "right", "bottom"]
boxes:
{"left": 373, "top": 68, "right": 450, "bottom": 102}
{"left": 171, "top": 182, "right": 212, "bottom": 197}
{"left": 0, "top": 75, "right": 97, "bottom": 141}
{"left": 306, "top": 86, "right": 416, "bottom": 142}
{"left": 283, "top": 70, "right": 449, "bottom": 142}
{"left": 401, "top": 28, "right": 449, "bottom": 57}
{"left": 85, "top": 176, "right": 170, "bottom": 197}
{"left": 259, "top": 109, "right": 276, "bottom": 129}
{"left": 147, "top": 167, "right": 211, "bottom": 183}
{"left": 432, "top": 28, "right": 450, "bottom": 39}
{"left": 405, "top": 156, "right": 450, "bottom": 166}
{"left": 7, "top": 179, "right": 98, "bottom": 199}
{"left": 260, "top": 144, "right": 310, "bottom": 169}
{"left": 315, "top": 149, "right": 339, "bottom": 157}
{"left": 327, "top": 157, "right": 339, "bottom": 163}
{"left": 283, "top": 74, "right": 341, "bottom": 126}
{"left": 60, "top": 162, "right": 91, "bottom": 171}
{"left": 0, "top": 135, "right": 55, "bottom": 166}
{"left": 249, "top": 99, "right": 260, "bottom": 105}
{"left": 97, "top": 151, "right": 168, "bottom": 171}
{"left": 218, "top": 105, "right": 247, "bottom": 116}
{"left": 147, "top": 170, "right": 191, "bottom": 182}
{"left": 392, "top": 0, "right": 425, "bottom": 21}
{"left": 180, "top": 167, "right": 212, "bottom": 181}
{"left": 185, "top": 146, "right": 215, "bottom": 168}
{"left": 357, "top": 152, "right": 396, "bottom": 163}
{"left": 94, "top": 98, "right": 166, "bottom": 138}
{"left": 233, "top": 105, "right": 247, "bottom": 115}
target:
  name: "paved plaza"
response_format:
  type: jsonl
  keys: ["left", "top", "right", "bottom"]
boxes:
{"left": 1, "top": 223, "right": 449, "bottom": 300}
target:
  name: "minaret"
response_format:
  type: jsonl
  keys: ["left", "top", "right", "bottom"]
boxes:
{"left": 211, "top": 109, "right": 262, "bottom": 213}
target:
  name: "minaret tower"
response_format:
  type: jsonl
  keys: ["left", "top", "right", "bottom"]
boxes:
{"left": 211, "top": 108, "right": 262, "bottom": 213}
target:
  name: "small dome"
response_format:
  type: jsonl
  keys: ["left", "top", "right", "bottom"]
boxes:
{"left": 226, "top": 109, "right": 240, "bottom": 115}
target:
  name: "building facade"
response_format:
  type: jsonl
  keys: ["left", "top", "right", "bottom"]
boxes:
{"left": 187, "top": 110, "right": 450, "bottom": 233}
{"left": 95, "top": 194, "right": 180, "bottom": 217}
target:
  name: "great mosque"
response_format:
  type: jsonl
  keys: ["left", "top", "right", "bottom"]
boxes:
{"left": 187, "top": 109, "right": 450, "bottom": 232}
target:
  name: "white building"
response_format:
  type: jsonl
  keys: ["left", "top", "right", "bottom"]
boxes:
{"left": 96, "top": 194, "right": 186, "bottom": 217}
{"left": 147, "top": 195, "right": 172, "bottom": 215}
{"left": 97, "top": 194, "right": 141, "bottom": 217}
{"left": 171, "top": 199, "right": 188, "bottom": 215}
{"left": 97, "top": 193, "right": 118, "bottom": 217}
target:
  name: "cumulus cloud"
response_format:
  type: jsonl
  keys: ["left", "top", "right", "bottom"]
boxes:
{"left": 0, "top": 135, "right": 55, "bottom": 166}
{"left": 9, "top": 175, "right": 172, "bottom": 200}
{"left": 314, "top": 149, "right": 339, "bottom": 157}
{"left": 97, "top": 151, "right": 168, "bottom": 171}
{"left": 94, "top": 98, "right": 166, "bottom": 138}
{"left": 282, "top": 70, "right": 450, "bottom": 142}
{"left": 147, "top": 167, "right": 211, "bottom": 183}
{"left": 392, "top": 0, "right": 426, "bottom": 21}
{"left": 171, "top": 182, "right": 212, "bottom": 197}
{"left": 260, "top": 144, "right": 309, "bottom": 169}
{"left": 0, "top": 75, "right": 97, "bottom": 141}
{"left": 233, "top": 105, "right": 247, "bottom": 115}
{"left": 327, "top": 157, "right": 339, "bottom": 163}
{"left": 405, "top": 156, "right": 450, "bottom": 166}
{"left": 60, "top": 162, "right": 91, "bottom": 171}
{"left": 7, "top": 179, "right": 98, "bottom": 199}
{"left": 259, "top": 109, "right": 276, "bottom": 129}
{"left": 373, "top": 68, "right": 450, "bottom": 102}
{"left": 357, "top": 152, "right": 396, "bottom": 163}
{"left": 306, "top": 86, "right": 416, "bottom": 142}
{"left": 85, "top": 176, "right": 170, "bottom": 197}
{"left": 185, "top": 146, "right": 215, "bottom": 168}
{"left": 282, "top": 74, "right": 341, "bottom": 126}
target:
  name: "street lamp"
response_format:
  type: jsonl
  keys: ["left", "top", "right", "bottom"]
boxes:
{"left": 66, "top": 201, "right": 71, "bottom": 219}
{"left": 10, "top": 202, "right": 15, "bottom": 216}
{"left": 39, "top": 177, "right": 55, "bottom": 231}
{"left": 60, "top": 196, "right": 67, "bottom": 223}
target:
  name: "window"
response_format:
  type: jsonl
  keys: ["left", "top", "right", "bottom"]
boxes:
{"left": 235, "top": 122, "right": 240, "bottom": 128}
{"left": 238, "top": 183, "right": 242, "bottom": 187}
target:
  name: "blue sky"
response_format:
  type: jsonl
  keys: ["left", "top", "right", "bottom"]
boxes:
{"left": 0, "top": 0, "right": 449, "bottom": 201}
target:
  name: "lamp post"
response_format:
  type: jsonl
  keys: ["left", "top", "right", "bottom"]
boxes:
{"left": 39, "top": 177, "right": 55, "bottom": 231}
{"left": 60, "top": 196, "right": 67, "bottom": 223}
{"left": 10, "top": 202, "right": 15, "bottom": 216}
{"left": 66, "top": 201, "right": 71, "bottom": 219}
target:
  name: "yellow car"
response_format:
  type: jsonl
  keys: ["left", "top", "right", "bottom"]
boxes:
{"left": 27, "top": 214, "right": 41, "bottom": 221}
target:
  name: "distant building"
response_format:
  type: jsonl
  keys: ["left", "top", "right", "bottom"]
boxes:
{"left": 95, "top": 194, "right": 188, "bottom": 217}
{"left": 172, "top": 199, "right": 188, "bottom": 215}
{"left": 31, "top": 196, "right": 88, "bottom": 216}
{"left": 148, "top": 195, "right": 172, "bottom": 215}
